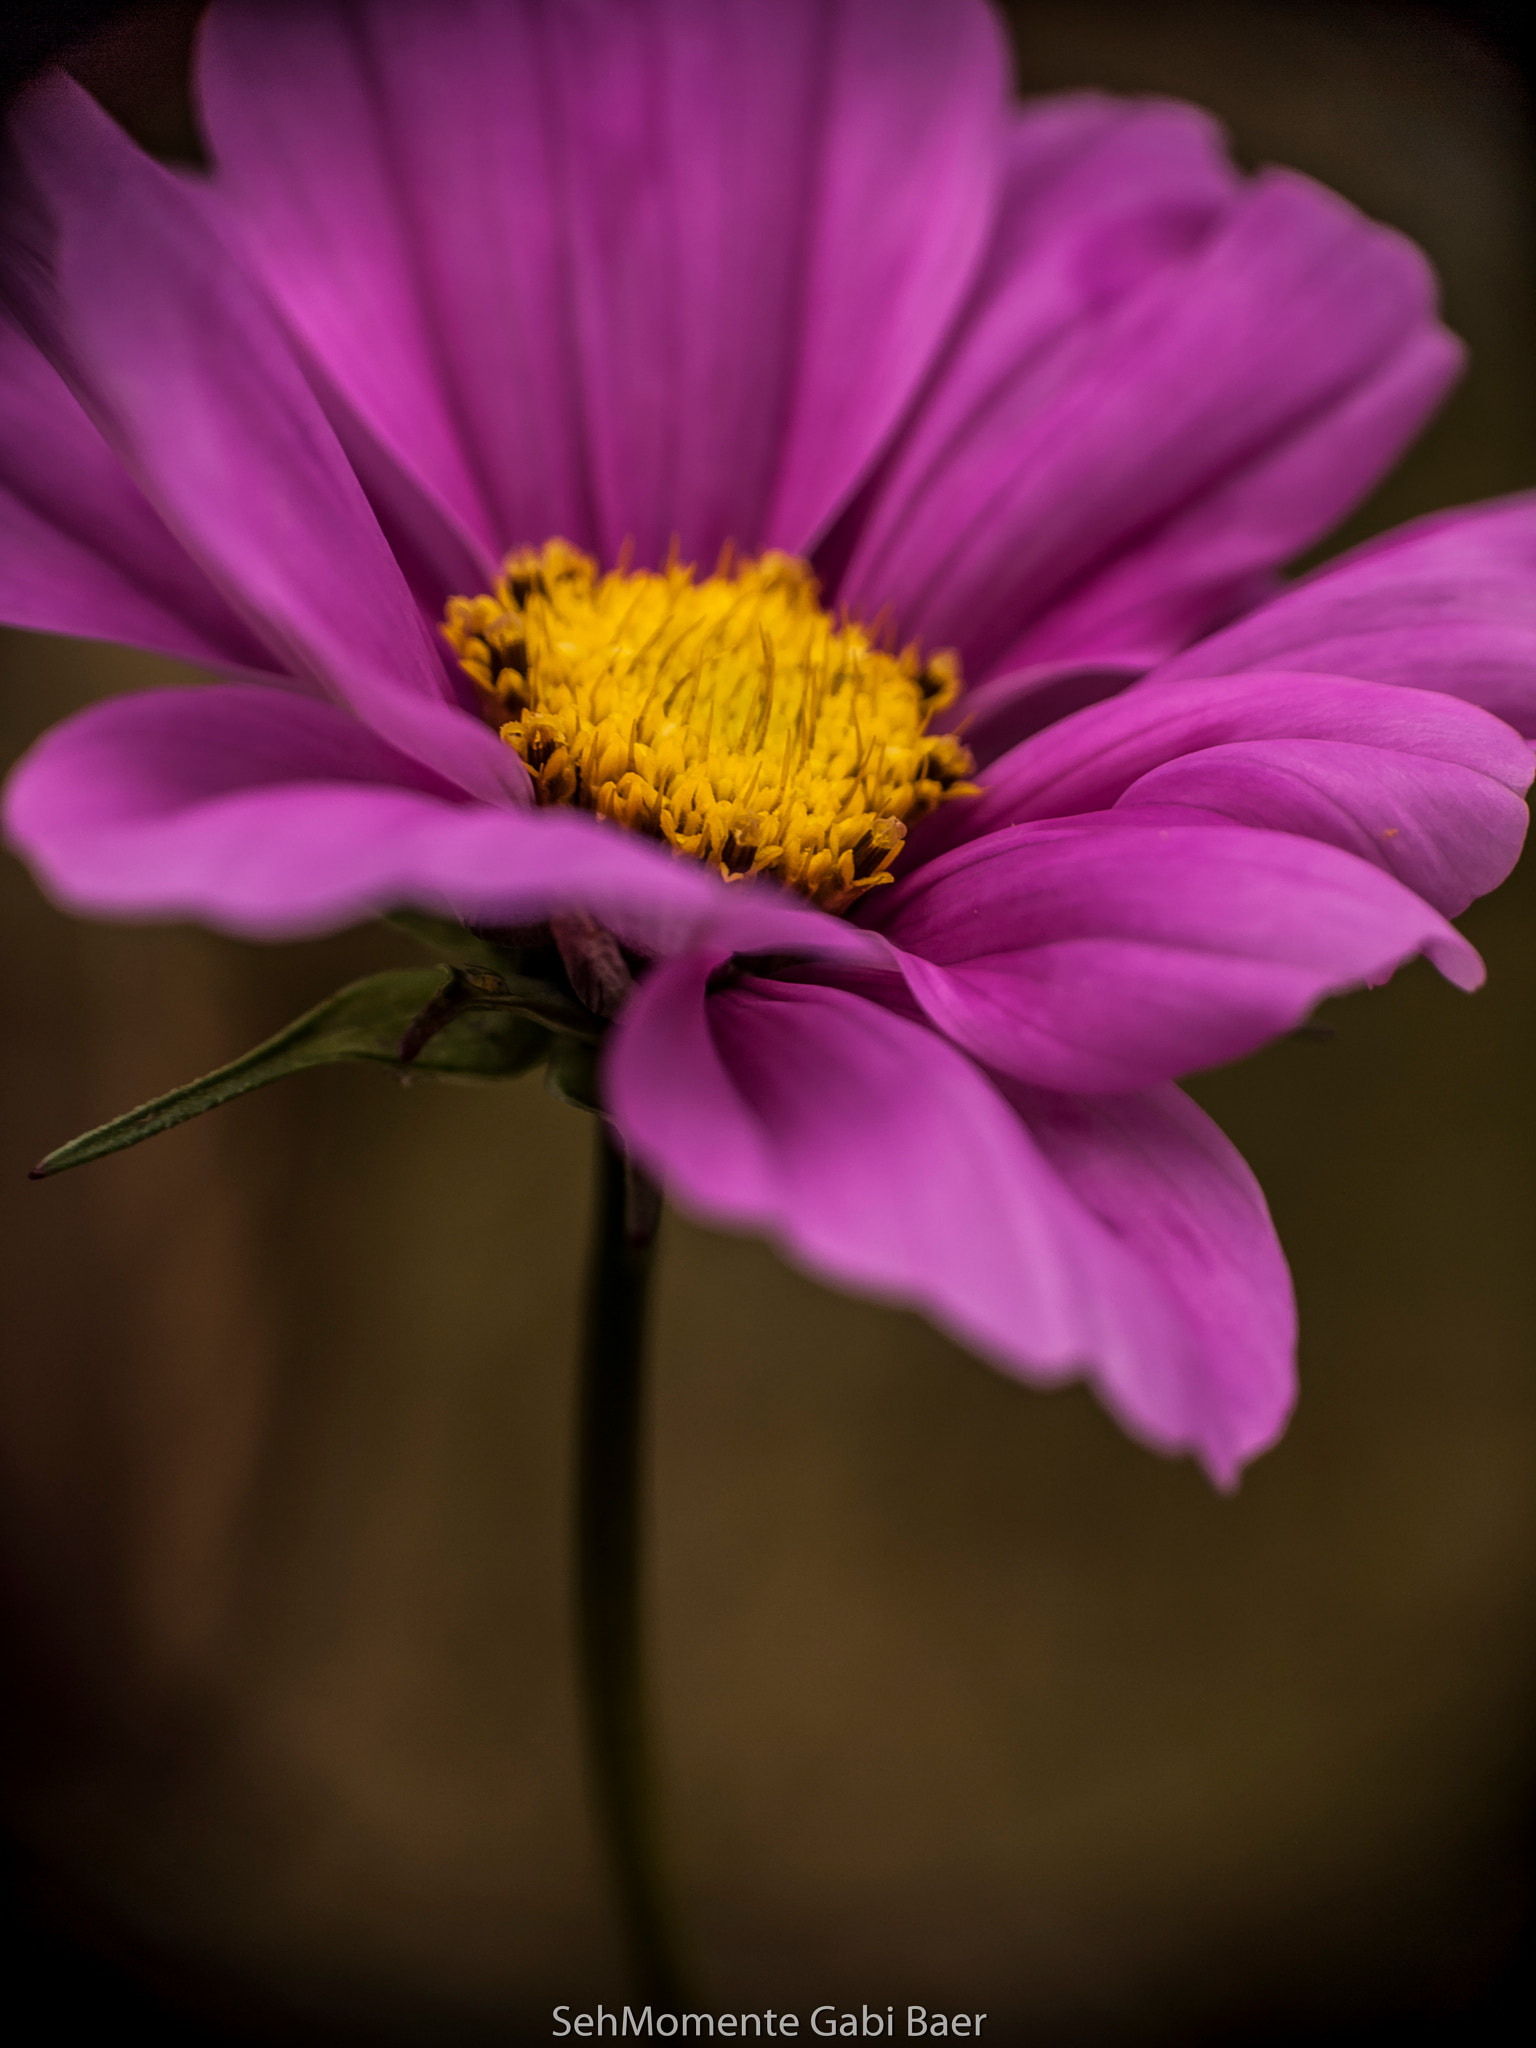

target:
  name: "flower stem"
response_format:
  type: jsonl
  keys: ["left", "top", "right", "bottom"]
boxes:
{"left": 577, "top": 1121, "right": 688, "bottom": 2005}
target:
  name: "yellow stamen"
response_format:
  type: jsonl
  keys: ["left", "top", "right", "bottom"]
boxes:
{"left": 442, "top": 541, "right": 977, "bottom": 911}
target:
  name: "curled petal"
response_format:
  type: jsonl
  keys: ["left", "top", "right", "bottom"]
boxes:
{"left": 917, "top": 670, "right": 1531, "bottom": 913}
{"left": 1117, "top": 738, "right": 1527, "bottom": 917}
{"left": 1011, "top": 1079, "right": 1296, "bottom": 1485}
{"left": 867, "top": 818, "right": 1481, "bottom": 1092}
{"left": 606, "top": 958, "right": 1291, "bottom": 1480}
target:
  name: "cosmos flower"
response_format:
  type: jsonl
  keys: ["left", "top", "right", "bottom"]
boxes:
{"left": 3, "top": 0, "right": 1534, "bottom": 1484}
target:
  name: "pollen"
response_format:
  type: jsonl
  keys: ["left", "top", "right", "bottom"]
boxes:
{"left": 441, "top": 541, "right": 977, "bottom": 911}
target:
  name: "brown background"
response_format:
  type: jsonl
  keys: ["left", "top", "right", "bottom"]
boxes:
{"left": 2, "top": 3, "right": 1534, "bottom": 2039}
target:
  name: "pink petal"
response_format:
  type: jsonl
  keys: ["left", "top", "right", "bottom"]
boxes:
{"left": 941, "top": 656, "right": 1147, "bottom": 766}
{"left": 1, "top": 73, "right": 520, "bottom": 806}
{"left": 1, "top": 682, "right": 880, "bottom": 965}
{"left": 986, "top": 320, "right": 1457, "bottom": 676}
{"left": 957, "top": 671, "right": 1533, "bottom": 821}
{"left": 837, "top": 126, "right": 1456, "bottom": 678}
{"left": 1014, "top": 1080, "right": 1296, "bottom": 1484}
{"left": 199, "top": 0, "right": 1006, "bottom": 573}
{"left": 0, "top": 310, "right": 280, "bottom": 674}
{"left": 606, "top": 957, "right": 1287, "bottom": 1479}
{"left": 196, "top": 0, "right": 585, "bottom": 565}
{"left": 916, "top": 670, "right": 1531, "bottom": 912}
{"left": 760, "top": 0, "right": 1008, "bottom": 553}
{"left": 1151, "top": 494, "right": 1536, "bottom": 736}
{"left": 866, "top": 818, "right": 1481, "bottom": 1092}
{"left": 823, "top": 93, "right": 1239, "bottom": 594}
{"left": 1119, "top": 739, "right": 1526, "bottom": 917}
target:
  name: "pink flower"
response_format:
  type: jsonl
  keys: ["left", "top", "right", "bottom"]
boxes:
{"left": 3, "top": 0, "right": 1533, "bottom": 1484}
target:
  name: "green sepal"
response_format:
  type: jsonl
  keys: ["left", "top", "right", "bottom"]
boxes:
{"left": 31, "top": 967, "right": 549, "bottom": 1180}
{"left": 385, "top": 910, "right": 524, "bottom": 973}
{"left": 386, "top": 911, "right": 602, "bottom": 1040}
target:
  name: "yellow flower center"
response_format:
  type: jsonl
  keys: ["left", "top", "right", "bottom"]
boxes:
{"left": 442, "top": 541, "right": 977, "bottom": 911}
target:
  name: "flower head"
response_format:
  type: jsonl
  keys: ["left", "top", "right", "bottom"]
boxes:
{"left": 3, "top": 0, "right": 1533, "bottom": 1484}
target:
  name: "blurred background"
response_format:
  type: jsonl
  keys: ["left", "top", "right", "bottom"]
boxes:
{"left": 3, "top": 2, "right": 1536, "bottom": 2040}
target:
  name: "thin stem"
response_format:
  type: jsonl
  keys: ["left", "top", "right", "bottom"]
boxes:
{"left": 577, "top": 1121, "right": 687, "bottom": 2006}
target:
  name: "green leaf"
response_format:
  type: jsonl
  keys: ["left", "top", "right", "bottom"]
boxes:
{"left": 31, "top": 968, "right": 549, "bottom": 1180}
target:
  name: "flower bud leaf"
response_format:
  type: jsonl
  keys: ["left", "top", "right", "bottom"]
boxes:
{"left": 31, "top": 968, "right": 549, "bottom": 1179}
